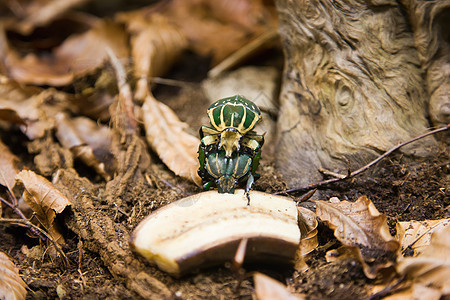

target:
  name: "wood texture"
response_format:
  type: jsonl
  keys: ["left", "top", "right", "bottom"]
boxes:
{"left": 399, "top": 0, "right": 450, "bottom": 127}
{"left": 275, "top": 0, "right": 438, "bottom": 187}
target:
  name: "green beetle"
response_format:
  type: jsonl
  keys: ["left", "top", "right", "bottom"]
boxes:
{"left": 200, "top": 95, "right": 264, "bottom": 157}
{"left": 197, "top": 143, "right": 262, "bottom": 201}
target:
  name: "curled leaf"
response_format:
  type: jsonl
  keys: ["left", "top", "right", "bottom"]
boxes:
{"left": 3, "top": 0, "right": 90, "bottom": 35}
{"left": 0, "top": 19, "right": 128, "bottom": 86}
{"left": 295, "top": 206, "right": 318, "bottom": 271}
{"left": 116, "top": 13, "right": 187, "bottom": 100}
{"left": 0, "top": 108, "right": 26, "bottom": 126}
{"left": 55, "top": 113, "right": 115, "bottom": 180}
{"left": 315, "top": 196, "right": 399, "bottom": 278}
{"left": 396, "top": 219, "right": 450, "bottom": 256}
{"left": 161, "top": 0, "right": 277, "bottom": 64}
{"left": 142, "top": 94, "right": 202, "bottom": 186}
{"left": 0, "top": 140, "right": 19, "bottom": 191}
{"left": 0, "top": 251, "right": 27, "bottom": 300}
{"left": 298, "top": 206, "right": 319, "bottom": 256}
{"left": 16, "top": 170, "right": 71, "bottom": 245}
{"left": 393, "top": 224, "right": 450, "bottom": 299}
{"left": 254, "top": 272, "right": 305, "bottom": 300}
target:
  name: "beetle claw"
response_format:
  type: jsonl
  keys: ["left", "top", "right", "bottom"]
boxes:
{"left": 245, "top": 173, "right": 255, "bottom": 205}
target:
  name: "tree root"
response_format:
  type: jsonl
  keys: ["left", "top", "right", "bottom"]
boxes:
{"left": 54, "top": 168, "right": 172, "bottom": 299}
{"left": 276, "top": 124, "right": 449, "bottom": 195}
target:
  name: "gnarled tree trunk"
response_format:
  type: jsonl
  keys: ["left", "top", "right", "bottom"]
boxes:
{"left": 274, "top": 0, "right": 446, "bottom": 188}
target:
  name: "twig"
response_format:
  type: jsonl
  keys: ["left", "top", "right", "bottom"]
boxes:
{"left": 0, "top": 218, "right": 69, "bottom": 268}
{"left": 275, "top": 124, "right": 449, "bottom": 195}
{"left": 401, "top": 219, "right": 450, "bottom": 255}
{"left": 208, "top": 29, "right": 279, "bottom": 78}
{"left": 0, "top": 196, "right": 26, "bottom": 219}
{"left": 106, "top": 47, "right": 137, "bottom": 134}
{"left": 149, "top": 77, "right": 196, "bottom": 88}
{"left": 0, "top": 195, "right": 46, "bottom": 242}
{"left": 318, "top": 168, "right": 347, "bottom": 179}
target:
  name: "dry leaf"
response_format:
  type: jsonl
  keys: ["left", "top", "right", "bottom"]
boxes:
{"left": 396, "top": 219, "right": 450, "bottom": 256}
{"left": 0, "top": 19, "right": 128, "bottom": 86}
{"left": 55, "top": 113, "right": 115, "bottom": 180}
{"left": 0, "top": 251, "right": 27, "bottom": 300}
{"left": 205, "top": 0, "right": 277, "bottom": 31}
{"left": 0, "top": 140, "right": 20, "bottom": 191}
{"left": 298, "top": 206, "right": 319, "bottom": 256}
{"left": 115, "top": 12, "right": 198, "bottom": 184}
{"left": 142, "top": 94, "right": 202, "bottom": 186}
{"left": 165, "top": 0, "right": 277, "bottom": 64}
{"left": 116, "top": 13, "right": 187, "bottom": 100}
{"left": 316, "top": 196, "right": 399, "bottom": 278}
{"left": 0, "top": 76, "right": 53, "bottom": 139}
{"left": 3, "top": 0, "right": 89, "bottom": 34}
{"left": 0, "top": 108, "right": 26, "bottom": 126}
{"left": 295, "top": 206, "right": 319, "bottom": 271}
{"left": 394, "top": 225, "right": 450, "bottom": 298}
{"left": 254, "top": 272, "right": 305, "bottom": 300}
{"left": 15, "top": 170, "right": 71, "bottom": 245}
{"left": 72, "top": 92, "right": 114, "bottom": 122}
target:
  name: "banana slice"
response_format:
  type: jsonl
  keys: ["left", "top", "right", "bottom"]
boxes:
{"left": 130, "top": 190, "right": 300, "bottom": 276}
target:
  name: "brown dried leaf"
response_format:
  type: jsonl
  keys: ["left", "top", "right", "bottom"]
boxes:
{"left": 295, "top": 206, "right": 319, "bottom": 271}
{"left": 142, "top": 94, "right": 202, "bottom": 186}
{"left": 254, "top": 272, "right": 305, "bottom": 300}
{"left": 0, "top": 251, "right": 27, "bottom": 300}
{"left": 387, "top": 224, "right": 450, "bottom": 299}
{"left": 0, "top": 140, "right": 20, "bottom": 191}
{"left": 0, "top": 19, "right": 128, "bottom": 86}
{"left": 205, "top": 0, "right": 277, "bottom": 31}
{"left": 316, "top": 196, "right": 399, "bottom": 278}
{"left": 396, "top": 219, "right": 450, "bottom": 256}
{"left": 116, "top": 13, "right": 187, "bottom": 100}
{"left": 16, "top": 170, "right": 71, "bottom": 245}
{"left": 3, "top": 0, "right": 89, "bottom": 35}
{"left": 150, "top": 0, "right": 277, "bottom": 64}
{"left": 55, "top": 113, "right": 115, "bottom": 180}
{"left": 0, "top": 82, "right": 72, "bottom": 139}
{"left": 0, "top": 76, "right": 48, "bottom": 138}
{"left": 71, "top": 92, "right": 114, "bottom": 122}
{"left": 0, "top": 108, "right": 26, "bottom": 126}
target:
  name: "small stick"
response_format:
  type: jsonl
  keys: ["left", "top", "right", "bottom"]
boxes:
{"left": 233, "top": 238, "right": 248, "bottom": 271}
{"left": 275, "top": 124, "right": 449, "bottom": 195}
{"left": 208, "top": 29, "right": 278, "bottom": 78}
{"left": 318, "top": 168, "right": 347, "bottom": 179}
{"left": 0, "top": 195, "right": 46, "bottom": 241}
{"left": 0, "top": 218, "right": 69, "bottom": 268}
{"left": 106, "top": 47, "right": 137, "bottom": 134}
{"left": 232, "top": 238, "right": 248, "bottom": 294}
{"left": 401, "top": 219, "right": 450, "bottom": 255}
{"left": 149, "top": 77, "right": 195, "bottom": 88}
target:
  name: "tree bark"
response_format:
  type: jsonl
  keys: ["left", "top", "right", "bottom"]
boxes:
{"left": 275, "top": 0, "right": 440, "bottom": 188}
{"left": 399, "top": 0, "right": 450, "bottom": 127}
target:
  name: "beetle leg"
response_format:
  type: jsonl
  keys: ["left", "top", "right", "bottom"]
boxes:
{"left": 203, "top": 181, "right": 214, "bottom": 191}
{"left": 245, "top": 173, "right": 255, "bottom": 205}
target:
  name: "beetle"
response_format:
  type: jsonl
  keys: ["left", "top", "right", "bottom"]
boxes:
{"left": 197, "top": 142, "right": 262, "bottom": 203}
{"left": 200, "top": 95, "right": 264, "bottom": 157}
{"left": 198, "top": 95, "right": 265, "bottom": 202}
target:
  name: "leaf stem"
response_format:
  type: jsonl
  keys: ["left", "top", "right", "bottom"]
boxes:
{"left": 0, "top": 218, "right": 69, "bottom": 268}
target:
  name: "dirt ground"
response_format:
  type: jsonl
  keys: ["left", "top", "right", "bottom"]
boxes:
{"left": 0, "top": 50, "right": 449, "bottom": 299}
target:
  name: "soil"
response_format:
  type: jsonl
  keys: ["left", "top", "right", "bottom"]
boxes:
{"left": 0, "top": 50, "right": 449, "bottom": 299}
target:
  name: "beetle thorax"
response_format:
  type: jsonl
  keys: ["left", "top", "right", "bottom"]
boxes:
{"left": 219, "top": 129, "right": 242, "bottom": 157}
